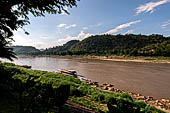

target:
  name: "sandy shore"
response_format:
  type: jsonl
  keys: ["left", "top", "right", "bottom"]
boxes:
{"left": 84, "top": 56, "right": 170, "bottom": 64}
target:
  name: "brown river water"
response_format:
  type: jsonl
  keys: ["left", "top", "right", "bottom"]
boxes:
{"left": 5, "top": 56, "right": 170, "bottom": 100}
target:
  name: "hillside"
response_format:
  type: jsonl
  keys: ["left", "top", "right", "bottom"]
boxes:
{"left": 11, "top": 46, "right": 40, "bottom": 55}
{"left": 27, "top": 34, "right": 170, "bottom": 57}
{"left": 31, "top": 40, "right": 80, "bottom": 55}
{"left": 70, "top": 34, "right": 170, "bottom": 56}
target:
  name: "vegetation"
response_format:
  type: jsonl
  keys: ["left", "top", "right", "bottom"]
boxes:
{"left": 42, "top": 40, "right": 80, "bottom": 56}
{"left": 11, "top": 46, "right": 40, "bottom": 55}
{"left": 0, "top": 0, "right": 79, "bottom": 60}
{"left": 0, "top": 62, "right": 165, "bottom": 113}
{"left": 28, "top": 34, "right": 170, "bottom": 57}
{"left": 0, "top": 63, "right": 70, "bottom": 113}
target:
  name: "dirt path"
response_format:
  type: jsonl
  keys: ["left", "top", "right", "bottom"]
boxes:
{"left": 66, "top": 101, "right": 98, "bottom": 113}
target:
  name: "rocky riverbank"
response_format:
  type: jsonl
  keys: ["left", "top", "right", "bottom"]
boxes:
{"left": 81, "top": 79, "right": 170, "bottom": 113}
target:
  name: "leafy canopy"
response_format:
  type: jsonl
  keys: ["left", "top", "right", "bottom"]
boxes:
{"left": 0, "top": 0, "right": 79, "bottom": 60}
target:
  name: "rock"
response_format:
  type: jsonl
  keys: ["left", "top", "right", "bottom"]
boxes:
{"left": 137, "top": 93, "right": 141, "bottom": 96}
{"left": 93, "top": 81, "right": 99, "bottom": 85}
{"left": 106, "top": 84, "right": 113, "bottom": 87}
{"left": 156, "top": 100, "right": 160, "bottom": 103}
{"left": 94, "top": 84, "right": 99, "bottom": 87}
{"left": 103, "top": 86, "right": 108, "bottom": 90}
{"left": 147, "top": 96, "right": 154, "bottom": 100}
{"left": 88, "top": 82, "right": 93, "bottom": 85}
{"left": 137, "top": 96, "right": 146, "bottom": 100}
{"left": 108, "top": 87, "right": 114, "bottom": 91}
{"left": 103, "top": 83, "right": 107, "bottom": 86}
{"left": 161, "top": 98, "right": 166, "bottom": 102}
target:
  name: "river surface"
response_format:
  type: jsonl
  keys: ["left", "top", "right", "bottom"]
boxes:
{"left": 5, "top": 56, "right": 170, "bottom": 99}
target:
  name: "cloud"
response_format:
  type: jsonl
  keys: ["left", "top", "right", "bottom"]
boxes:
{"left": 124, "top": 30, "right": 134, "bottom": 34}
{"left": 136, "top": 0, "right": 170, "bottom": 15}
{"left": 65, "top": 24, "right": 77, "bottom": 29}
{"left": 57, "top": 31, "right": 93, "bottom": 45}
{"left": 57, "top": 24, "right": 67, "bottom": 28}
{"left": 162, "top": 20, "right": 170, "bottom": 28}
{"left": 104, "top": 20, "right": 141, "bottom": 34}
{"left": 83, "top": 27, "right": 88, "bottom": 30}
{"left": 96, "top": 23, "right": 102, "bottom": 27}
{"left": 57, "top": 24, "right": 77, "bottom": 29}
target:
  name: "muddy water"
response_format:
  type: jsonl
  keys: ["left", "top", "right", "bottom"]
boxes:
{"left": 9, "top": 56, "right": 170, "bottom": 99}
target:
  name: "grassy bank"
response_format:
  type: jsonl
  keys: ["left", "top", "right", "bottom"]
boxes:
{"left": 0, "top": 62, "right": 166, "bottom": 113}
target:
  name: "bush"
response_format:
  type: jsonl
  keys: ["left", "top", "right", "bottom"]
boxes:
{"left": 107, "top": 96, "right": 141, "bottom": 113}
{"left": 0, "top": 63, "right": 70, "bottom": 113}
{"left": 134, "top": 100, "right": 147, "bottom": 108}
{"left": 91, "top": 93, "right": 106, "bottom": 103}
{"left": 70, "top": 86, "right": 83, "bottom": 97}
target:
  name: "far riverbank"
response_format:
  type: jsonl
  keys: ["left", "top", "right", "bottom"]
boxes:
{"left": 83, "top": 55, "right": 170, "bottom": 64}
{"left": 35, "top": 55, "right": 170, "bottom": 64}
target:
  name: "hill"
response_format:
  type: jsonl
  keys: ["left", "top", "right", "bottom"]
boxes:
{"left": 11, "top": 46, "right": 40, "bottom": 55}
{"left": 31, "top": 40, "right": 80, "bottom": 55}
{"left": 71, "top": 34, "right": 170, "bottom": 56}
{"left": 27, "top": 34, "right": 170, "bottom": 57}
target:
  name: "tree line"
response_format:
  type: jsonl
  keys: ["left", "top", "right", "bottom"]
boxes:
{"left": 28, "top": 34, "right": 170, "bottom": 57}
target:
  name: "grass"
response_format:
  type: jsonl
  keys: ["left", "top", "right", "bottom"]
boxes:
{"left": 0, "top": 62, "right": 166, "bottom": 113}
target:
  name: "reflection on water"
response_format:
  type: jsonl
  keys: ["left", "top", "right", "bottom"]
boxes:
{"left": 7, "top": 56, "right": 170, "bottom": 99}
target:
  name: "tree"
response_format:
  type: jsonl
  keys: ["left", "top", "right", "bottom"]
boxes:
{"left": 0, "top": 0, "right": 79, "bottom": 60}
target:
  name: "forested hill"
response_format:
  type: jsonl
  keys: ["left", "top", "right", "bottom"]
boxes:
{"left": 41, "top": 40, "right": 80, "bottom": 55}
{"left": 30, "top": 34, "right": 170, "bottom": 57}
{"left": 11, "top": 46, "right": 40, "bottom": 55}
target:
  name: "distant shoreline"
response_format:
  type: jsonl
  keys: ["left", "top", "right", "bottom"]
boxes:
{"left": 17, "top": 55, "right": 170, "bottom": 64}
{"left": 83, "top": 56, "right": 170, "bottom": 64}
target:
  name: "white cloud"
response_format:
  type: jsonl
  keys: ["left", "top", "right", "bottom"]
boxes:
{"left": 12, "top": 31, "right": 60, "bottom": 49}
{"left": 57, "top": 24, "right": 77, "bottom": 29}
{"left": 83, "top": 27, "right": 88, "bottom": 30}
{"left": 57, "top": 31, "right": 93, "bottom": 45}
{"left": 162, "top": 20, "right": 170, "bottom": 28}
{"left": 65, "top": 24, "right": 77, "bottom": 29}
{"left": 57, "top": 24, "right": 67, "bottom": 28}
{"left": 136, "top": 0, "right": 170, "bottom": 15}
{"left": 104, "top": 20, "right": 141, "bottom": 34}
{"left": 124, "top": 30, "right": 134, "bottom": 34}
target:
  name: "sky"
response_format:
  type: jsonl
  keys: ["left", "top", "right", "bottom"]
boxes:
{"left": 13, "top": 0, "right": 170, "bottom": 49}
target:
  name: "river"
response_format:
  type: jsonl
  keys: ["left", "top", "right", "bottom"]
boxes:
{"left": 5, "top": 56, "right": 170, "bottom": 100}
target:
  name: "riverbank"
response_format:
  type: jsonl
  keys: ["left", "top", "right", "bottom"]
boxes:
{"left": 0, "top": 62, "right": 166, "bottom": 113}
{"left": 32, "top": 55, "right": 170, "bottom": 64}
{"left": 81, "top": 79, "right": 170, "bottom": 113}
{"left": 84, "top": 56, "right": 170, "bottom": 64}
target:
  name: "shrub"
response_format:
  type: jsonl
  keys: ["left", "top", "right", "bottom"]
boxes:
{"left": 134, "top": 100, "right": 147, "bottom": 108}
{"left": 0, "top": 63, "right": 70, "bottom": 113}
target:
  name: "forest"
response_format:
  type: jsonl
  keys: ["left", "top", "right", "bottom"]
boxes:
{"left": 11, "top": 46, "right": 40, "bottom": 55}
{"left": 24, "top": 34, "right": 170, "bottom": 57}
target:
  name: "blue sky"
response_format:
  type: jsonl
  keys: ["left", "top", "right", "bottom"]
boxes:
{"left": 13, "top": 0, "right": 170, "bottom": 49}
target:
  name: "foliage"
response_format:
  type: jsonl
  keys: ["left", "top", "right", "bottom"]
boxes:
{"left": 30, "top": 40, "right": 80, "bottom": 56}
{"left": 0, "top": 38, "right": 16, "bottom": 61}
{"left": 0, "top": 63, "right": 165, "bottom": 113}
{"left": 0, "top": 0, "right": 79, "bottom": 60}
{"left": 0, "top": 63, "right": 70, "bottom": 113}
{"left": 31, "top": 34, "right": 170, "bottom": 57}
